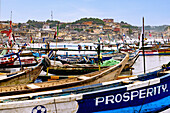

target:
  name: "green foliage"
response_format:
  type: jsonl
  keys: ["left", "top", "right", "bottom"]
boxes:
{"left": 164, "top": 26, "right": 170, "bottom": 31}
{"left": 60, "top": 23, "right": 66, "bottom": 29}
{"left": 120, "top": 21, "right": 127, "bottom": 24}
{"left": 18, "top": 23, "right": 22, "bottom": 28}
{"left": 121, "top": 24, "right": 138, "bottom": 30}
{"left": 144, "top": 25, "right": 169, "bottom": 32}
{"left": 85, "top": 29, "right": 90, "bottom": 32}
{"left": 74, "top": 28, "right": 83, "bottom": 32}
{"left": 46, "top": 19, "right": 60, "bottom": 28}
{"left": 26, "top": 20, "right": 44, "bottom": 28}
{"left": 129, "top": 28, "right": 132, "bottom": 34}
{"left": 73, "top": 17, "right": 105, "bottom": 25}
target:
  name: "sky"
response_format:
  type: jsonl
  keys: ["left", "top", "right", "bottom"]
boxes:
{"left": 0, "top": 0, "right": 170, "bottom": 26}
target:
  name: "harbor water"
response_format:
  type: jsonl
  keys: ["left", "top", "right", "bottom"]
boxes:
{"left": 121, "top": 55, "right": 170, "bottom": 76}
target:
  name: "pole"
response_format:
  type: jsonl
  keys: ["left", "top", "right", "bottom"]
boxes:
{"left": 56, "top": 22, "right": 59, "bottom": 49}
{"left": 142, "top": 17, "right": 146, "bottom": 74}
{"left": 98, "top": 41, "right": 101, "bottom": 71}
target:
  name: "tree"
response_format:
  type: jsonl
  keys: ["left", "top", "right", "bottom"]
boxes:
{"left": 18, "top": 23, "right": 22, "bottom": 28}
{"left": 129, "top": 28, "right": 132, "bottom": 35}
{"left": 73, "top": 18, "right": 105, "bottom": 25}
{"left": 120, "top": 21, "right": 125, "bottom": 24}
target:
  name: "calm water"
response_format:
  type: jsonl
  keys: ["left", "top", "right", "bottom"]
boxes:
{"left": 121, "top": 55, "right": 170, "bottom": 76}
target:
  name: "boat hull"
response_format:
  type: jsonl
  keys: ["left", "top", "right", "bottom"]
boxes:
{"left": 0, "top": 53, "right": 129, "bottom": 95}
{"left": 77, "top": 74, "right": 170, "bottom": 113}
{"left": 0, "top": 68, "right": 169, "bottom": 113}
{"left": 139, "top": 49, "right": 170, "bottom": 56}
{"left": 0, "top": 65, "right": 43, "bottom": 86}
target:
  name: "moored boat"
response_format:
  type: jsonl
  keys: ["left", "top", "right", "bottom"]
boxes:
{"left": 0, "top": 52, "right": 129, "bottom": 95}
{"left": 0, "top": 62, "right": 169, "bottom": 113}
{"left": 43, "top": 58, "right": 120, "bottom": 76}
{"left": 139, "top": 48, "right": 170, "bottom": 56}
{"left": 0, "top": 51, "right": 53, "bottom": 86}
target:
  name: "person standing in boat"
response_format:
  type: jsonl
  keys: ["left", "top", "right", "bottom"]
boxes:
{"left": 78, "top": 45, "right": 82, "bottom": 53}
{"left": 45, "top": 41, "right": 50, "bottom": 54}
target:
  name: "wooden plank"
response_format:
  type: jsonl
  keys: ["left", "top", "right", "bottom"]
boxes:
{"left": 160, "top": 70, "right": 170, "bottom": 74}
{"left": 26, "top": 84, "right": 40, "bottom": 89}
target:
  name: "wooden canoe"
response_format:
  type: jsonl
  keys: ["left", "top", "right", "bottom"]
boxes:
{"left": 0, "top": 56, "right": 51, "bottom": 86}
{"left": 122, "top": 49, "right": 139, "bottom": 71}
{"left": 0, "top": 65, "right": 169, "bottom": 113}
{"left": 43, "top": 58, "right": 120, "bottom": 76}
{"left": 0, "top": 52, "right": 129, "bottom": 96}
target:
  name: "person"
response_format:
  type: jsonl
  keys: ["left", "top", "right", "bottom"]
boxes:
{"left": 78, "top": 45, "right": 82, "bottom": 53}
{"left": 47, "top": 42, "right": 50, "bottom": 53}
{"left": 100, "top": 54, "right": 103, "bottom": 64}
{"left": 116, "top": 43, "right": 120, "bottom": 52}
{"left": 90, "top": 46, "right": 92, "bottom": 50}
{"left": 90, "top": 58, "right": 95, "bottom": 64}
{"left": 45, "top": 41, "right": 50, "bottom": 54}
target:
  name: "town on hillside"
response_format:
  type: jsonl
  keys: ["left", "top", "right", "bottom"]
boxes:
{"left": 0, "top": 18, "right": 170, "bottom": 44}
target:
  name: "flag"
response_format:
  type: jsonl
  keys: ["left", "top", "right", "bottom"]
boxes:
{"left": 54, "top": 22, "right": 59, "bottom": 39}
{"left": 123, "top": 33, "right": 125, "bottom": 37}
{"left": 30, "top": 36, "right": 33, "bottom": 43}
{"left": 57, "top": 22, "right": 59, "bottom": 36}
{"left": 43, "top": 37, "right": 45, "bottom": 42}
{"left": 10, "top": 21, "right": 12, "bottom": 29}
{"left": 1, "top": 30, "right": 12, "bottom": 41}
{"left": 138, "top": 33, "right": 140, "bottom": 40}
{"left": 54, "top": 31, "right": 57, "bottom": 39}
{"left": 144, "top": 37, "right": 147, "bottom": 40}
{"left": 149, "top": 31, "right": 152, "bottom": 37}
{"left": 122, "top": 33, "right": 125, "bottom": 41}
{"left": 12, "top": 34, "right": 15, "bottom": 42}
{"left": 98, "top": 37, "right": 102, "bottom": 43}
{"left": 161, "top": 33, "right": 163, "bottom": 39}
{"left": 108, "top": 33, "right": 110, "bottom": 41}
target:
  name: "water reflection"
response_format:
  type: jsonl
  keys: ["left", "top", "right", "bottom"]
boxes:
{"left": 120, "top": 55, "right": 170, "bottom": 76}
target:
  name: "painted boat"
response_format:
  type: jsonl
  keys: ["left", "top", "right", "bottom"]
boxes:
{"left": 0, "top": 51, "right": 18, "bottom": 67}
{"left": 122, "top": 49, "right": 139, "bottom": 71}
{"left": 50, "top": 51, "right": 115, "bottom": 64}
{"left": 0, "top": 56, "right": 40, "bottom": 68}
{"left": 0, "top": 46, "right": 39, "bottom": 68}
{"left": 0, "top": 55, "right": 18, "bottom": 67}
{"left": 114, "top": 48, "right": 140, "bottom": 71}
{"left": 0, "top": 52, "right": 129, "bottom": 96}
{"left": 43, "top": 58, "right": 120, "bottom": 76}
{"left": 0, "top": 51, "right": 53, "bottom": 86}
{"left": 0, "top": 63, "right": 169, "bottom": 113}
{"left": 139, "top": 48, "right": 170, "bottom": 56}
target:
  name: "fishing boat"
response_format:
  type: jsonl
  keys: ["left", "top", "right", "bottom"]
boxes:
{"left": 43, "top": 57, "right": 121, "bottom": 76}
{"left": 121, "top": 49, "right": 139, "bottom": 71}
{"left": 0, "top": 53, "right": 18, "bottom": 67}
{"left": 0, "top": 62, "right": 169, "bottom": 113}
{"left": 0, "top": 45, "right": 19, "bottom": 67}
{"left": 139, "top": 48, "right": 170, "bottom": 56}
{"left": 0, "top": 55, "right": 40, "bottom": 69}
{"left": 0, "top": 51, "right": 52, "bottom": 86}
{"left": 0, "top": 52, "right": 129, "bottom": 96}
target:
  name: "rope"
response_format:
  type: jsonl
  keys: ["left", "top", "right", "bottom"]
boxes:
{"left": 54, "top": 98, "right": 57, "bottom": 113}
{"left": 138, "top": 81, "right": 151, "bottom": 113}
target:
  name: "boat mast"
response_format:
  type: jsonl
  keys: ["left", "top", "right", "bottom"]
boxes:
{"left": 142, "top": 17, "right": 146, "bottom": 74}
{"left": 98, "top": 38, "right": 101, "bottom": 71}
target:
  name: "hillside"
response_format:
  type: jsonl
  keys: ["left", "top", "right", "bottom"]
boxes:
{"left": 73, "top": 18, "right": 105, "bottom": 25}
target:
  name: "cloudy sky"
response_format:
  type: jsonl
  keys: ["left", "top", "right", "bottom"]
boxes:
{"left": 1, "top": 0, "right": 170, "bottom": 26}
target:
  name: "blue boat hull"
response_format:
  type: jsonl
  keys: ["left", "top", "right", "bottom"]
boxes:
{"left": 77, "top": 73, "right": 170, "bottom": 113}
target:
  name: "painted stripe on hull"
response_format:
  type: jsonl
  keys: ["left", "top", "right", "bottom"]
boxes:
{"left": 126, "top": 78, "right": 160, "bottom": 91}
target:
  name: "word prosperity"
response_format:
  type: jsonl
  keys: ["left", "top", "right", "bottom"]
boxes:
{"left": 95, "top": 84, "right": 168, "bottom": 106}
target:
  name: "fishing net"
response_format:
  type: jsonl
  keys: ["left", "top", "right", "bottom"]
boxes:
{"left": 101, "top": 59, "right": 120, "bottom": 66}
